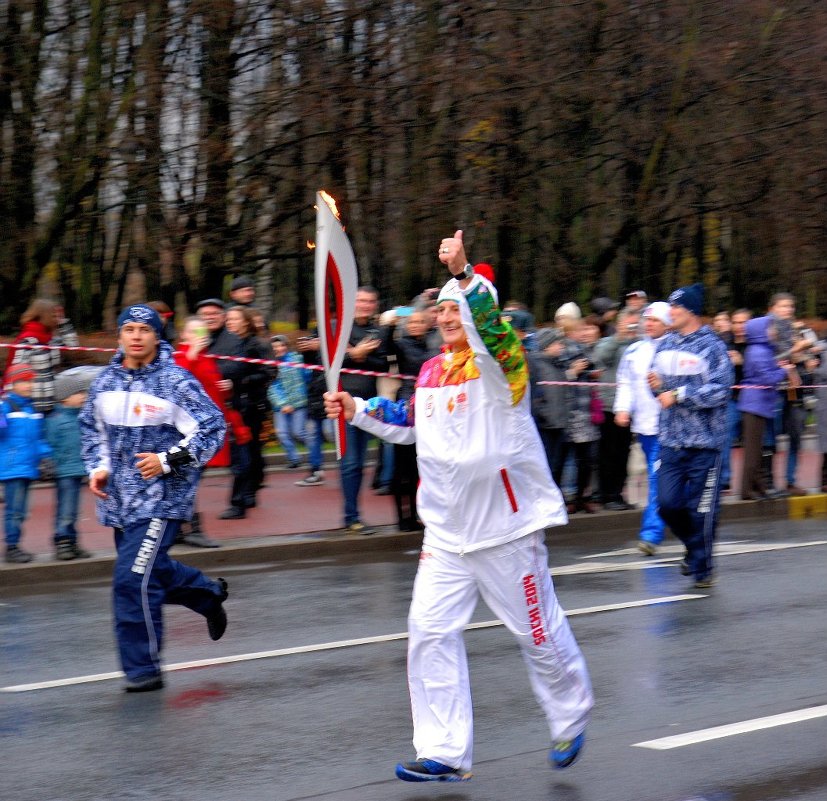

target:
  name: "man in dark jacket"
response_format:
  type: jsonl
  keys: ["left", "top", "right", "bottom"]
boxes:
{"left": 196, "top": 299, "right": 246, "bottom": 390}
{"left": 721, "top": 309, "right": 751, "bottom": 490}
{"left": 593, "top": 309, "right": 641, "bottom": 509}
{"left": 389, "top": 309, "right": 439, "bottom": 530}
{"left": 339, "top": 286, "right": 389, "bottom": 533}
{"left": 196, "top": 298, "right": 249, "bottom": 522}
{"left": 528, "top": 328, "right": 569, "bottom": 479}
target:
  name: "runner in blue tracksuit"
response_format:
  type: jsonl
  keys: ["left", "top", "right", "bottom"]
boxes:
{"left": 80, "top": 304, "right": 229, "bottom": 692}
{"left": 647, "top": 284, "right": 733, "bottom": 588}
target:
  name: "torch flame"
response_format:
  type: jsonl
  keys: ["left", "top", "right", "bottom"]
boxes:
{"left": 307, "top": 240, "right": 316, "bottom": 249}
{"left": 318, "top": 189, "right": 341, "bottom": 220}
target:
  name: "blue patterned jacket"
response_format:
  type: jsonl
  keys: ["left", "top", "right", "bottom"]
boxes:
{"left": 651, "top": 325, "right": 733, "bottom": 451}
{"left": 79, "top": 342, "right": 225, "bottom": 528}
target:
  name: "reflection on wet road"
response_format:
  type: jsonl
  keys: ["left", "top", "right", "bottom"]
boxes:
{"left": 2, "top": 519, "right": 826, "bottom": 801}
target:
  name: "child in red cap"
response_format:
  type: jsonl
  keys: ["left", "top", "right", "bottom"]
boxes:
{"left": 1, "top": 364, "right": 54, "bottom": 563}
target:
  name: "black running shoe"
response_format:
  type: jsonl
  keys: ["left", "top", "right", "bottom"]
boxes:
{"left": 5, "top": 545, "right": 33, "bottom": 564}
{"left": 207, "top": 578, "right": 229, "bottom": 641}
{"left": 124, "top": 674, "right": 164, "bottom": 693}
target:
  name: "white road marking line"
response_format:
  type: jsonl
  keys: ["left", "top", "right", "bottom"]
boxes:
{"left": 558, "top": 540, "right": 827, "bottom": 575}
{"left": 466, "top": 595, "right": 703, "bottom": 629}
{"left": 0, "top": 594, "right": 703, "bottom": 693}
{"left": 710, "top": 540, "right": 827, "bottom": 556}
{"left": 584, "top": 540, "right": 750, "bottom": 559}
{"left": 554, "top": 560, "right": 671, "bottom": 575}
{"left": 633, "top": 704, "right": 827, "bottom": 750}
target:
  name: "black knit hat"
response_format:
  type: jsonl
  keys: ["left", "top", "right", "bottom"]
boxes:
{"left": 196, "top": 298, "right": 226, "bottom": 311}
{"left": 536, "top": 328, "right": 565, "bottom": 351}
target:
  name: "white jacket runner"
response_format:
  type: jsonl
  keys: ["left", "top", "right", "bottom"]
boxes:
{"left": 349, "top": 275, "right": 567, "bottom": 554}
{"left": 613, "top": 336, "right": 664, "bottom": 436}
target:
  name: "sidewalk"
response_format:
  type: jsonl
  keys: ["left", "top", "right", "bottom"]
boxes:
{"left": 1, "top": 443, "right": 823, "bottom": 587}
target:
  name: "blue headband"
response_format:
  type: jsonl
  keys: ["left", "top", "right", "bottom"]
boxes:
{"left": 117, "top": 304, "right": 163, "bottom": 338}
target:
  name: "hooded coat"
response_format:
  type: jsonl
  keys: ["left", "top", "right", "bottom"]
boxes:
{"left": 737, "top": 316, "right": 789, "bottom": 419}
{"left": 0, "top": 391, "right": 53, "bottom": 480}
{"left": 347, "top": 274, "right": 567, "bottom": 554}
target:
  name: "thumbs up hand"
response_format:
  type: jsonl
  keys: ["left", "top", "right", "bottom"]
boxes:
{"left": 438, "top": 229, "right": 468, "bottom": 276}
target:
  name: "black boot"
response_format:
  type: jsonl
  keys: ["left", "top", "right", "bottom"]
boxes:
{"left": 180, "top": 513, "right": 221, "bottom": 548}
{"left": 761, "top": 451, "right": 782, "bottom": 498}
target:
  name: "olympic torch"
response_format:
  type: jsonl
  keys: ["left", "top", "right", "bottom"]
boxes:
{"left": 314, "top": 191, "right": 358, "bottom": 458}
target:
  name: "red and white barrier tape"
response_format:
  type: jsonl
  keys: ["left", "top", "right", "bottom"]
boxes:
{"left": 1, "top": 343, "right": 823, "bottom": 389}
{"left": 0, "top": 342, "right": 420, "bottom": 381}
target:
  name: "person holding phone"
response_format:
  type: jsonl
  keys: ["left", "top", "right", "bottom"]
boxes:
{"left": 172, "top": 316, "right": 252, "bottom": 547}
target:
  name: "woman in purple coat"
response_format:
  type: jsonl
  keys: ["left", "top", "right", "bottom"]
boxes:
{"left": 737, "top": 317, "right": 797, "bottom": 499}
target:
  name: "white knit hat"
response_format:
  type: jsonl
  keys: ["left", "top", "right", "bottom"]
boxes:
{"left": 642, "top": 301, "right": 672, "bottom": 327}
{"left": 554, "top": 301, "right": 582, "bottom": 321}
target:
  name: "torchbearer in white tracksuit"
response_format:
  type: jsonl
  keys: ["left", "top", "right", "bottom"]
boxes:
{"left": 324, "top": 231, "right": 593, "bottom": 783}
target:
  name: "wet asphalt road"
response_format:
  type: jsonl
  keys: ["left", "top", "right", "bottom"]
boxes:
{"left": 2, "top": 518, "right": 827, "bottom": 801}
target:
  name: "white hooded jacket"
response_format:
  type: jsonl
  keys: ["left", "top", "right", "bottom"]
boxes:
{"left": 349, "top": 275, "right": 567, "bottom": 554}
{"left": 613, "top": 336, "right": 664, "bottom": 435}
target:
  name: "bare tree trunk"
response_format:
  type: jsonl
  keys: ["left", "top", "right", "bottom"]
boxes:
{"left": 195, "top": 0, "right": 236, "bottom": 298}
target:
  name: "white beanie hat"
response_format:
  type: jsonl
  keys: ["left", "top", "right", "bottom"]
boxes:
{"left": 554, "top": 301, "right": 582, "bottom": 321}
{"left": 642, "top": 301, "right": 672, "bottom": 327}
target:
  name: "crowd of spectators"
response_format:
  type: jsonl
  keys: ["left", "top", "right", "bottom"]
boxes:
{"left": 3, "top": 276, "right": 827, "bottom": 564}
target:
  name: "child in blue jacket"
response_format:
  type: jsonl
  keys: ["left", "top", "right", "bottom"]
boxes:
{"left": 44, "top": 370, "right": 97, "bottom": 560}
{"left": 1, "top": 363, "right": 54, "bottom": 563}
{"left": 267, "top": 335, "right": 308, "bottom": 468}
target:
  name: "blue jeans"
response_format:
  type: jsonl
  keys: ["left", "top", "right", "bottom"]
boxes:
{"left": 306, "top": 417, "right": 324, "bottom": 472}
{"left": 3, "top": 478, "right": 31, "bottom": 547}
{"left": 55, "top": 476, "right": 83, "bottom": 543}
{"left": 658, "top": 447, "right": 723, "bottom": 582}
{"left": 638, "top": 435, "right": 665, "bottom": 546}
{"left": 780, "top": 402, "right": 805, "bottom": 486}
{"left": 720, "top": 400, "right": 742, "bottom": 488}
{"left": 378, "top": 441, "right": 394, "bottom": 488}
{"left": 276, "top": 407, "right": 308, "bottom": 465}
{"left": 340, "top": 423, "right": 373, "bottom": 525}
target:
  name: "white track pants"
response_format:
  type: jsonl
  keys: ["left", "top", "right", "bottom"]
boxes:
{"left": 407, "top": 530, "right": 593, "bottom": 772}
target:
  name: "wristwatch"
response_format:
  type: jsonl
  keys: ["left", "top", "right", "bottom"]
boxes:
{"left": 453, "top": 263, "right": 475, "bottom": 280}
